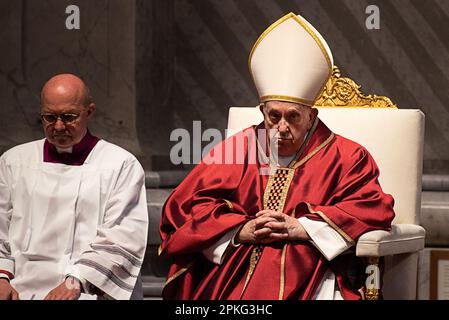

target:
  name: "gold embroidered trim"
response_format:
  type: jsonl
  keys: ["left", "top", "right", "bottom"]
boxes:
{"left": 260, "top": 95, "right": 314, "bottom": 107}
{"left": 291, "top": 133, "right": 335, "bottom": 169}
{"left": 239, "top": 245, "right": 263, "bottom": 299}
{"left": 222, "top": 199, "right": 234, "bottom": 210}
{"left": 240, "top": 167, "right": 295, "bottom": 298}
{"left": 290, "top": 14, "right": 333, "bottom": 102}
{"left": 163, "top": 262, "right": 194, "bottom": 288}
{"left": 285, "top": 117, "right": 319, "bottom": 168}
{"left": 305, "top": 202, "right": 355, "bottom": 245}
{"left": 158, "top": 244, "right": 163, "bottom": 256}
{"left": 248, "top": 12, "right": 295, "bottom": 71}
{"left": 263, "top": 168, "right": 295, "bottom": 213}
{"left": 279, "top": 243, "right": 287, "bottom": 300}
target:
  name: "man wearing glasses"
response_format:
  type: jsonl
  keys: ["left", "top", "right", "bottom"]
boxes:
{"left": 0, "top": 74, "right": 148, "bottom": 300}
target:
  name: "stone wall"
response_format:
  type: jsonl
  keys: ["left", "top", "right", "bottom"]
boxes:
{"left": 135, "top": 0, "right": 449, "bottom": 173}
{"left": 1, "top": 0, "right": 449, "bottom": 299}
{"left": 2, "top": 0, "right": 449, "bottom": 173}
{"left": 0, "top": 0, "right": 143, "bottom": 163}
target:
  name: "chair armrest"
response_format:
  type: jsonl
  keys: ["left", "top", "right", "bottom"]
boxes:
{"left": 356, "top": 224, "right": 425, "bottom": 257}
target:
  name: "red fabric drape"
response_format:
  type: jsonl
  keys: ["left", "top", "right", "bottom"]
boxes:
{"left": 160, "top": 120, "right": 395, "bottom": 300}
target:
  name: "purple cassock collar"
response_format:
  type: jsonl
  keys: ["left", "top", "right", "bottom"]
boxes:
{"left": 43, "top": 130, "right": 100, "bottom": 166}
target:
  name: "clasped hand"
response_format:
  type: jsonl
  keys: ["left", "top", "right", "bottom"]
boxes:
{"left": 236, "top": 209, "right": 310, "bottom": 244}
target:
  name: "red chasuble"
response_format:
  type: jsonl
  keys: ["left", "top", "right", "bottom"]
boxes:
{"left": 159, "top": 119, "right": 395, "bottom": 300}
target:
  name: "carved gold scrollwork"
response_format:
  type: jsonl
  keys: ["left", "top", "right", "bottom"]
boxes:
{"left": 315, "top": 66, "right": 397, "bottom": 108}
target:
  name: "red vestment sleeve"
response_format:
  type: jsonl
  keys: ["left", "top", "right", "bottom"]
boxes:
{"left": 299, "top": 147, "right": 395, "bottom": 243}
{"left": 159, "top": 161, "right": 249, "bottom": 258}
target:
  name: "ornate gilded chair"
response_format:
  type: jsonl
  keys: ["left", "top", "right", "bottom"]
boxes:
{"left": 227, "top": 66, "right": 426, "bottom": 300}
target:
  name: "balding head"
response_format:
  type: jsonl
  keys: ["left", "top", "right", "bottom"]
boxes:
{"left": 41, "top": 74, "right": 92, "bottom": 108}
{"left": 40, "top": 74, "right": 95, "bottom": 149}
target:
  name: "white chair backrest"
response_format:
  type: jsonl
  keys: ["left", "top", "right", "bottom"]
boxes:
{"left": 227, "top": 107, "right": 425, "bottom": 225}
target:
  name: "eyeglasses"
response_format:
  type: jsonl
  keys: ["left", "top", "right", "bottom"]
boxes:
{"left": 40, "top": 113, "right": 81, "bottom": 124}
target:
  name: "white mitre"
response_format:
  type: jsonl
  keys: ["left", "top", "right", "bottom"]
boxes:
{"left": 249, "top": 12, "right": 334, "bottom": 106}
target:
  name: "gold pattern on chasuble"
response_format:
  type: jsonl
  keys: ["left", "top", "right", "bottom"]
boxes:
{"left": 240, "top": 167, "right": 295, "bottom": 299}
{"left": 263, "top": 168, "right": 295, "bottom": 213}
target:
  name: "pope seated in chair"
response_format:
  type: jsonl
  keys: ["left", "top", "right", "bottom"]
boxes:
{"left": 159, "top": 12, "right": 395, "bottom": 300}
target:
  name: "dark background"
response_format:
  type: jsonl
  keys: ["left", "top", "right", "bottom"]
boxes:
{"left": 1, "top": 0, "right": 449, "bottom": 173}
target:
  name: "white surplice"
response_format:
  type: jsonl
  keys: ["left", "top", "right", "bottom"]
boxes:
{"left": 0, "top": 139, "right": 148, "bottom": 300}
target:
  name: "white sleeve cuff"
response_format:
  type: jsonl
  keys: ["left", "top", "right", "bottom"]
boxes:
{"left": 0, "top": 258, "right": 14, "bottom": 275}
{"left": 202, "top": 227, "right": 240, "bottom": 265}
{"left": 0, "top": 272, "right": 10, "bottom": 281}
{"left": 298, "top": 217, "right": 352, "bottom": 261}
{"left": 65, "top": 264, "right": 89, "bottom": 293}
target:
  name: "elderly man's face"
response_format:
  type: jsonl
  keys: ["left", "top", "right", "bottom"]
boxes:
{"left": 40, "top": 75, "right": 95, "bottom": 149}
{"left": 261, "top": 100, "right": 317, "bottom": 157}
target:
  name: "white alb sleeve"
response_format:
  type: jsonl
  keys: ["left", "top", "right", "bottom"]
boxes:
{"left": 202, "top": 227, "right": 241, "bottom": 265}
{"left": 0, "top": 156, "right": 14, "bottom": 275}
{"left": 74, "top": 159, "right": 148, "bottom": 300}
{"left": 298, "top": 217, "right": 352, "bottom": 261}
